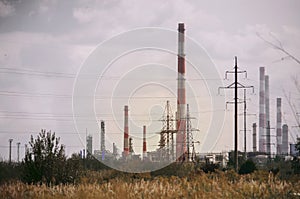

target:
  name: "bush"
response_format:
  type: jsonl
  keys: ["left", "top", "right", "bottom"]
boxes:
{"left": 23, "top": 129, "right": 67, "bottom": 185}
{"left": 239, "top": 160, "right": 257, "bottom": 174}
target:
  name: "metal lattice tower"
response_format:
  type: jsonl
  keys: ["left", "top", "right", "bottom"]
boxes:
{"left": 186, "top": 104, "right": 199, "bottom": 162}
{"left": 159, "top": 100, "right": 176, "bottom": 161}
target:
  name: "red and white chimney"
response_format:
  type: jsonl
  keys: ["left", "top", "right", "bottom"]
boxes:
{"left": 176, "top": 23, "right": 187, "bottom": 160}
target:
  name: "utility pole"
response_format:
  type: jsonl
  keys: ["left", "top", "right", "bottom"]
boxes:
{"left": 85, "top": 128, "right": 87, "bottom": 158}
{"left": 239, "top": 92, "right": 256, "bottom": 155}
{"left": 17, "top": 142, "right": 20, "bottom": 162}
{"left": 242, "top": 90, "right": 256, "bottom": 154}
{"left": 9, "top": 139, "right": 13, "bottom": 164}
{"left": 218, "top": 56, "right": 254, "bottom": 172}
{"left": 243, "top": 89, "right": 247, "bottom": 154}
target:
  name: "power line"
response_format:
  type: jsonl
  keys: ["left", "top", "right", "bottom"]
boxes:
{"left": 0, "top": 67, "right": 223, "bottom": 81}
{"left": 218, "top": 56, "right": 254, "bottom": 172}
{"left": 0, "top": 67, "right": 75, "bottom": 78}
{"left": 0, "top": 90, "right": 225, "bottom": 100}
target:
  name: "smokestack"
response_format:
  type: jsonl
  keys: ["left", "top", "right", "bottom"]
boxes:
{"left": 123, "top": 105, "right": 129, "bottom": 157}
{"left": 113, "top": 143, "right": 117, "bottom": 158}
{"left": 143, "top": 125, "right": 147, "bottom": 160}
{"left": 266, "top": 121, "right": 271, "bottom": 156}
{"left": 265, "top": 76, "right": 270, "bottom": 125}
{"left": 265, "top": 75, "right": 271, "bottom": 155}
{"left": 17, "top": 142, "right": 20, "bottom": 162}
{"left": 176, "top": 23, "right": 187, "bottom": 160}
{"left": 259, "top": 67, "right": 266, "bottom": 152}
{"left": 100, "top": 120, "right": 105, "bottom": 160}
{"left": 9, "top": 139, "right": 13, "bottom": 163}
{"left": 276, "top": 98, "right": 282, "bottom": 155}
{"left": 252, "top": 123, "right": 257, "bottom": 152}
{"left": 282, "top": 124, "right": 289, "bottom": 155}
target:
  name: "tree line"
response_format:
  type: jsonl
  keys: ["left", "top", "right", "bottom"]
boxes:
{"left": 1, "top": 129, "right": 300, "bottom": 185}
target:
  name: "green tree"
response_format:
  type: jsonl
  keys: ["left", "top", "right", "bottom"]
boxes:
{"left": 23, "top": 129, "right": 66, "bottom": 185}
{"left": 239, "top": 159, "right": 257, "bottom": 174}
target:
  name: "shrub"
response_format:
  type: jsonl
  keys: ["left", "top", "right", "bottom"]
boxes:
{"left": 239, "top": 160, "right": 257, "bottom": 174}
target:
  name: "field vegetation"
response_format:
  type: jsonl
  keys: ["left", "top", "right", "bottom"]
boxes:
{"left": 1, "top": 130, "right": 300, "bottom": 198}
{"left": 1, "top": 169, "right": 300, "bottom": 199}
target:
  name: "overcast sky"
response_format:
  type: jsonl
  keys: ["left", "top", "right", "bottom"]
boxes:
{"left": 0, "top": 0, "right": 299, "bottom": 161}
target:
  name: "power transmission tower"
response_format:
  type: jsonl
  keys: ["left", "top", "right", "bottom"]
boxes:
{"left": 186, "top": 104, "right": 200, "bottom": 162}
{"left": 159, "top": 101, "right": 177, "bottom": 161}
{"left": 218, "top": 56, "right": 254, "bottom": 172}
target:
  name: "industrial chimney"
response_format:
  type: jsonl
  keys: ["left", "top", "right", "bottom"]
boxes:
{"left": 143, "top": 125, "right": 147, "bottom": 160}
{"left": 282, "top": 124, "right": 289, "bottom": 155}
{"left": 265, "top": 75, "right": 271, "bottom": 155}
{"left": 176, "top": 23, "right": 187, "bottom": 161}
{"left": 123, "top": 105, "right": 129, "bottom": 157}
{"left": 252, "top": 123, "right": 257, "bottom": 152}
{"left": 259, "top": 67, "right": 266, "bottom": 152}
{"left": 276, "top": 98, "right": 282, "bottom": 155}
{"left": 100, "top": 120, "right": 105, "bottom": 160}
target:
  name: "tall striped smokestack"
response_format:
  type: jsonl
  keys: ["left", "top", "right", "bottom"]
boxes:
{"left": 253, "top": 123, "right": 257, "bottom": 152}
{"left": 259, "top": 67, "right": 266, "bottom": 152}
{"left": 265, "top": 75, "right": 270, "bottom": 155}
{"left": 176, "top": 23, "right": 187, "bottom": 160}
{"left": 276, "top": 98, "right": 282, "bottom": 154}
{"left": 123, "top": 105, "right": 129, "bottom": 157}
{"left": 143, "top": 125, "right": 147, "bottom": 160}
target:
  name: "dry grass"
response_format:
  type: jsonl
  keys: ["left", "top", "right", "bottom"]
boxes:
{"left": 1, "top": 170, "right": 299, "bottom": 199}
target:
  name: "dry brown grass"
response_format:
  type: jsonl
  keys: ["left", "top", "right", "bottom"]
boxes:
{"left": 1, "top": 170, "right": 299, "bottom": 199}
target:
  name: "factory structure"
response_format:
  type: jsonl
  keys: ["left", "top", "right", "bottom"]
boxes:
{"left": 253, "top": 66, "right": 292, "bottom": 158}
{"left": 80, "top": 23, "right": 199, "bottom": 163}
{"left": 79, "top": 23, "right": 298, "bottom": 166}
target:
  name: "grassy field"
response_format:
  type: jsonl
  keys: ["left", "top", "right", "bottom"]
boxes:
{"left": 1, "top": 170, "right": 300, "bottom": 199}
